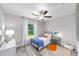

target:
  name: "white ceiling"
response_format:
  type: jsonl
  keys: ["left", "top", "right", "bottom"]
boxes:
{"left": 1, "top": 3, "right": 76, "bottom": 20}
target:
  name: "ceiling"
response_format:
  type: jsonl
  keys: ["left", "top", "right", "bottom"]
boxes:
{"left": 1, "top": 3, "right": 76, "bottom": 20}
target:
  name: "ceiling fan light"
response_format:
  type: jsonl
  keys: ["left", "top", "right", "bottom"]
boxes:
{"left": 39, "top": 16, "right": 44, "bottom": 19}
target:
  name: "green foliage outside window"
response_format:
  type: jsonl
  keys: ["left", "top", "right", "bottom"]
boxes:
{"left": 28, "top": 24, "right": 34, "bottom": 39}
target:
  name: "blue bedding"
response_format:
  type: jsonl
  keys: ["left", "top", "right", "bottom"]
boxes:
{"left": 31, "top": 38, "right": 44, "bottom": 48}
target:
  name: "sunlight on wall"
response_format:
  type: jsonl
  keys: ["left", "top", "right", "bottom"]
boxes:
{"left": 0, "top": 30, "right": 2, "bottom": 36}
{"left": 6, "top": 30, "right": 15, "bottom": 37}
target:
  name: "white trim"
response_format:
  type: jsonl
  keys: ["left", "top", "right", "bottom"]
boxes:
{"left": 28, "top": 20, "right": 38, "bottom": 39}
{"left": 23, "top": 17, "right": 38, "bottom": 45}
{"left": 23, "top": 17, "right": 28, "bottom": 45}
{"left": 77, "top": 42, "right": 79, "bottom": 56}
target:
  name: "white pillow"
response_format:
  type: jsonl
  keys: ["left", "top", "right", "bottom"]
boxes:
{"left": 44, "top": 33, "right": 52, "bottom": 39}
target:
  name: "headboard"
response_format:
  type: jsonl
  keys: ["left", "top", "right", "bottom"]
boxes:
{"left": 44, "top": 31, "right": 53, "bottom": 39}
{"left": 45, "top": 31, "right": 62, "bottom": 39}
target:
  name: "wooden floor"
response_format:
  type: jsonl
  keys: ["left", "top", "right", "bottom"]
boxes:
{"left": 16, "top": 44, "right": 77, "bottom": 56}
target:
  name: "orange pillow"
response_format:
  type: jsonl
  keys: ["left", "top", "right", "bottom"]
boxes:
{"left": 47, "top": 44, "right": 57, "bottom": 51}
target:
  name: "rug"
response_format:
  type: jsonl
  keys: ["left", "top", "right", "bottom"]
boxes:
{"left": 47, "top": 43, "right": 57, "bottom": 51}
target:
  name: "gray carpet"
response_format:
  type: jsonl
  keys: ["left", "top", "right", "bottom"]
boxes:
{"left": 16, "top": 44, "right": 53, "bottom": 56}
{"left": 16, "top": 44, "right": 78, "bottom": 56}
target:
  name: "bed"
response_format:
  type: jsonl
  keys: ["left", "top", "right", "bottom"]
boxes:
{"left": 31, "top": 33, "right": 52, "bottom": 50}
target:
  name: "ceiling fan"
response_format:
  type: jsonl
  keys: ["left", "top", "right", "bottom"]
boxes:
{"left": 32, "top": 10, "right": 52, "bottom": 21}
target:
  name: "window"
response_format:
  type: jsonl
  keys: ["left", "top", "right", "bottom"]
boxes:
{"left": 28, "top": 24, "right": 34, "bottom": 39}
{"left": 23, "top": 19, "right": 37, "bottom": 41}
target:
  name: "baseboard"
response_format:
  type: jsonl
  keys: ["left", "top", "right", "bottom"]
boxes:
{"left": 16, "top": 44, "right": 24, "bottom": 48}
{"left": 61, "top": 42, "right": 73, "bottom": 50}
{"left": 77, "top": 42, "right": 79, "bottom": 56}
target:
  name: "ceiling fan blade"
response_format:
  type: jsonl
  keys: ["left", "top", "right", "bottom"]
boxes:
{"left": 32, "top": 13, "right": 39, "bottom": 16}
{"left": 44, "top": 11, "right": 48, "bottom": 15}
{"left": 44, "top": 16, "right": 52, "bottom": 18}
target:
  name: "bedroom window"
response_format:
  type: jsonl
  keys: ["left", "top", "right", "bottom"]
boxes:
{"left": 28, "top": 24, "right": 34, "bottom": 39}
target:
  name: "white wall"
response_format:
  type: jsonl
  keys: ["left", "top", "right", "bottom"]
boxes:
{"left": 0, "top": 5, "right": 5, "bottom": 26}
{"left": 23, "top": 18, "right": 44, "bottom": 45}
{"left": 76, "top": 3, "right": 79, "bottom": 55}
{"left": 0, "top": 19, "right": 2, "bottom": 29}
{"left": 0, "top": 5, "right": 2, "bottom": 30}
{"left": 0, "top": 4, "right": 5, "bottom": 43}
{"left": 0, "top": 5, "right": 23, "bottom": 47}
{"left": 5, "top": 13, "right": 23, "bottom": 47}
{"left": 44, "top": 14, "right": 77, "bottom": 46}
{"left": 5, "top": 14, "right": 44, "bottom": 47}
{"left": 0, "top": 5, "right": 16, "bottom": 56}
{"left": 37, "top": 22, "right": 45, "bottom": 36}
{"left": 76, "top": 4, "right": 79, "bottom": 42}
